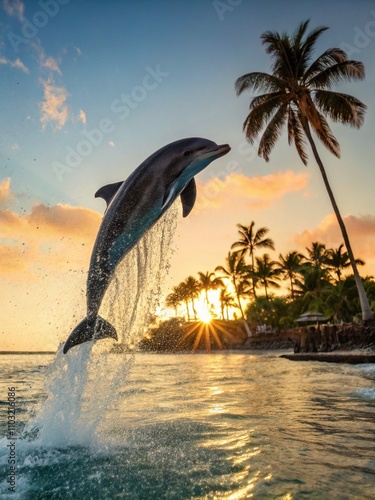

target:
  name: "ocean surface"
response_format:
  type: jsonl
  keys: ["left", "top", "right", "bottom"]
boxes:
{"left": 0, "top": 351, "right": 374, "bottom": 499}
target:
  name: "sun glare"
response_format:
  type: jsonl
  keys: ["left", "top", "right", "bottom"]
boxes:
{"left": 198, "top": 310, "right": 212, "bottom": 323}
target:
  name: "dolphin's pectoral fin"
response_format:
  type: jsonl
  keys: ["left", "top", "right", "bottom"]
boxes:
{"left": 180, "top": 178, "right": 197, "bottom": 218}
{"left": 95, "top": 181, "right": 124, "bottom": 210}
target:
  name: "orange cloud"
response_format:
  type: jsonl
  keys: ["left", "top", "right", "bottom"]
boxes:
{"left": 0, "top": 56, "right": 29, "bottom": 73}
{"left": 293, "top": 213, "right": 375, "bottom": 274}
{"left": 39, "top": 77, "right": 69, "bottom": 130}
{"left": 195, "top": 170, "right": 309, "bottom": 212}
{"left": 0, "top": 178, "right": 13, "bottom": 206}
{"left": 41, "top": 56, "right": 62, "bottom": 75}
{"left": 3, "top": 0, "right": 24, "bottom": 21}
{"left": 0, "top": 202, "right": 101, "bottom": 277}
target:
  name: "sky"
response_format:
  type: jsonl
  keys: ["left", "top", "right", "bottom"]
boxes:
{"left": 1, "top": 0, "right": 375, "bottom": 350}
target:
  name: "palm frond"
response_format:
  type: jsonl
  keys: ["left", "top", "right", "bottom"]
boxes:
{"left": 258, "top": 103, "right": 289, "bottom": 161}
{"left": 249, "top": 91, "right": 285, "bottom": 109}
{"left": 309, "top": 110, "right": 340, "bottom": 157}
{"left": 257, "top": 237, "right": 275, "bottom": 250}
{"left": 287, "top": 107, "right": 308, "bottom": 165}
{"left": 303, "top": 48, "right": 347, "bottom": 82}
{"left": 235, "top": 72, "right": 285, "bottom": 95}
{"left": 261, "top": 31, "right": 295, "bottom": 79}
{"left": 298, "top": 25, "right": 329, "bottom": 67}
{"left": 307, "top": 60, "right": 365, "bottom": 88}
{"left": 313, "top": 90, "right": 366, "bottom": 128}
{"left": 242, "top": 93, "right": 284, "bottom": 143}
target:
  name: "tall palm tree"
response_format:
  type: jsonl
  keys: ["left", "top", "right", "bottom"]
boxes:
{"left": 184, "top": 276, "right": 200, "bottom": 319}
{"left": 231, "top": 222, "right": 275, "bottom": 298}
{"left": 215, "top": 251, "right": 250, "bottom": 318}
{"left": 277, "top": 251, "right": 305, "bottom": 299}
{"left": 326, "top": 244, "right": 365, "bottom": 282}
{"left": 235, "top": 19, "right": 373, "bottom": 321}
{"left": 197, "top": 271, "right": 223, "bottom": 306}
{"left": 254, "top": 253, "right": 281, "bottom": 300}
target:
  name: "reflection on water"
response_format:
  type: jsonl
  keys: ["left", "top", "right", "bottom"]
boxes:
{"left": 0, "top": 352, "right": 374, "bottom": 499}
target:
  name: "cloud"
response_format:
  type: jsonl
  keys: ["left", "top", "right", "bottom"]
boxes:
{"left": 195, "top": 170, "right": 309, "bottom": 212}
{"left": 0, "top": 200, "right": 101, "bottom": 277}
{"left": 2, "top": 0, "right": 24, "bottom": 21}
{"left": 41, "top": 56, "right": 62, "bottom": 75}
{"left": 78, "top": 109, "right": 86, "bottom": 124}
{"left": 293, "top": 213, "right": 375, "bottom": 274}
{"left": 0, "top": 178, "right": 13, "bottom": 206}
{"left": 39, "top": 77, "right": 69, "bottom": 130}
{"left": 0, "top": 56, "right": 29, "bottom": 73}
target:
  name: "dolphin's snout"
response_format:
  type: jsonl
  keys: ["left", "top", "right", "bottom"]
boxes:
{"left": 212, "top": 143, "right": 231, "bottom": 158}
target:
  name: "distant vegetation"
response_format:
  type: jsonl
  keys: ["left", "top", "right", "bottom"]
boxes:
{"left": 164, "top": 221, "right": 375, "bottom": 331}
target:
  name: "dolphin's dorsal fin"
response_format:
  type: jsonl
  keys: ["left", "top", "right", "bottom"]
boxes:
{"left": 180, "top": 178, "right": 197, "bottom": 218}
{"left": 95, "top": 181, "right": 123, "bottom": 210}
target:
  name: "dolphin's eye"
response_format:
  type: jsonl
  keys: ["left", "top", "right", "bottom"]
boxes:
{"left": 183, "top": 150, "right": 191, "bottom": 157}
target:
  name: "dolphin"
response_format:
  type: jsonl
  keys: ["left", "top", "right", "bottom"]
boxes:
{"left": 63, "top": 137, "right": 230, "bottom": 353}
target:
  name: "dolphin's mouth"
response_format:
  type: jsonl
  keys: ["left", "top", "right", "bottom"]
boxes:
{"left": 208, "top": 143, "right": 231, "bottom": 158}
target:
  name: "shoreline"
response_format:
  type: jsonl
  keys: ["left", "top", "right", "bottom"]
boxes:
{"left": 280, "top": 352, "right": 375, "bottom": 364}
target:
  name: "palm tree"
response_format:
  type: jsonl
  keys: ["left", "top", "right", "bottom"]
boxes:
{"left": 326, "top": 244, "right": 365, "bottom": 282}
{"left": 184, "top": 276, "right": 200, "bottom": 319}
{"left": 231, "top": 222, "right": 275, "bottom": 298}
{"left": 219, "top": 289, "right": 238, "bottom": 320}
{"left": 175, "top": 282, "right": 192, "bottom": 321}
{"left": 215, "top": 251, "right": 250, "bottom": 318}
{"left": 305, "top": 242, "right": 329, "bottom": 270}
{"left": 235, "top": 19, "right": 373, "bottom": 321}
{"left": 165, "top": 288, "right": 182, "bottom": 316}
{"left": 197, "top": 271, "right": 223, "bottom": 307}
{"left": 254, "top": 253, "right": 281, "bottom": 300}
{"left": 277, "top": 251, "right": 305, "bottom": 299}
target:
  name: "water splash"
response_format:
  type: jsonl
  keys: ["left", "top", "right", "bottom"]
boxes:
{"left": 23, "top": 204, "right": 178, "bottom": 448}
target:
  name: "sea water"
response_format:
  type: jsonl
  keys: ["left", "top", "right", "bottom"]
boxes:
{"left": 1, "top": 204, "right": 374, "bottom": 499}
{"left": 0, "top": 352, "right": 375, "bottom": 499}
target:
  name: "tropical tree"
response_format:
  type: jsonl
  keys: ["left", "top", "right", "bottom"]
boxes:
{"left": 326, "top": 244, "right": 365, "bottom": 282}
{"left": 305, "top": 242, "right": 329, "bottom": 270}
{"left": 165, "top": 288, "right": 182, "bottom": 316}
{"left": 184, "top": 276, "right": 200, "bottom": 319}
{"left": 219, "top": 289, "right": 238, "bottom": 320}
{"left": 235, "top": 19, "right": 373, "bottom": 321}
{"left": 277, "top": 251, "right": 305, "bottom": 299}
{"left": 294, "top": 265, "right": 331, "bottom": 313}
{"left": 175, "top": 282, "right": 193, "bottom": 321}
{"left": 325, "top": 276, "right": 360, "bottom": 322}
{"left": 231, "top": 222, "right": 275, "bottom": 298}
{"left": 254, "top": 253, "right": 281, "bottom": 300}
{"left": 215, "top": 251, "right": 250, "bottom": 318}
{"left": 197, "top": 271, "right": 224, "bottom": 306}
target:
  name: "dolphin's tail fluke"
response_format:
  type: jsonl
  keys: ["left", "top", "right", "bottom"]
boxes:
{"left": 63, "top": 316, "right": 118, "bottom": 354}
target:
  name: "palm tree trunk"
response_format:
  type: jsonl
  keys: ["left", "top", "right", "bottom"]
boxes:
{"left": 251, "top": 252, "right": 257, "bottom": 298}
{"left": 233, "top": 279, "right": 245, "bottom": 319}
{"left": 290, "top": 276, "right": 295, "bottom": 300}
{"left": 185, "top": 300, "right": 191, "bottom": 322}
{"left": 192, "top": 300, "right": 197, "bottom": 320}
{"left": 303, "top": 121, "right": 373, "bottom": 321}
